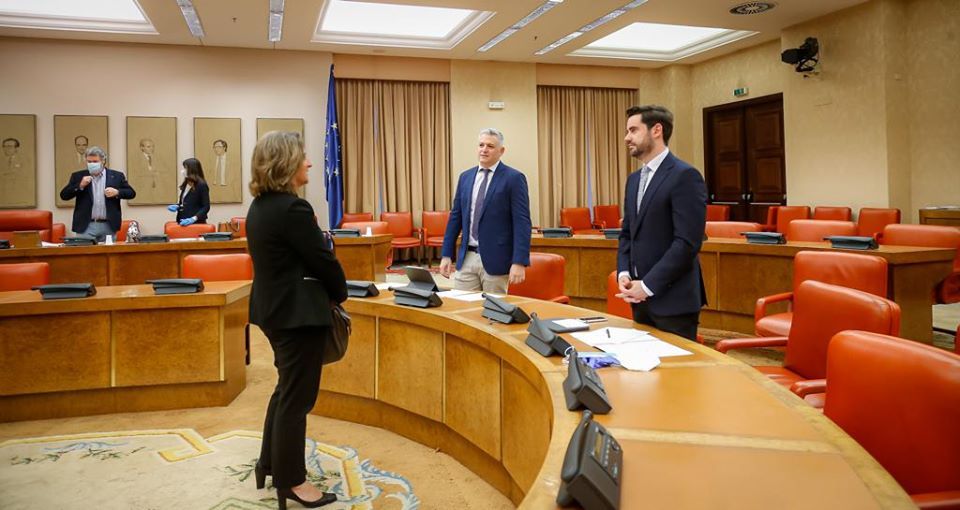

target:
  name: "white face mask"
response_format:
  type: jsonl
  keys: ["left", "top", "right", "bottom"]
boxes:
{"left": 180, "top": 168, "right": 187, "bottom": 179}
{"left": 87, "top": 162, "right": 104, "bottom": 175}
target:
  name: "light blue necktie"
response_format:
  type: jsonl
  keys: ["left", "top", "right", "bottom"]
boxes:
{"left": 636, "top": 165, "right": 652, "bottom": 213}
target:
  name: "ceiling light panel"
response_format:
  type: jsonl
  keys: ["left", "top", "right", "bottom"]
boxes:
{"left": 478, "top": 0, "right": 563, "bottom": 53}
{"left": 0, "top": 0, "right": 155, "bottom": 33}
{"left": 176, "top": 0, "right": 204, "bottom": 38}
{"left": 268, "top": 0, "right": 284, "bottom": 42}
{"left": 534, "top": 0, "right": 646, "bottom": 55}
{"left": 570, "top": 22, "right": 757, "bottom": 61}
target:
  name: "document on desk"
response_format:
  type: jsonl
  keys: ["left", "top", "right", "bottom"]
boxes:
{"left": 573, "top": 327, "right": 693, "bottom": 360}
{"left": 375, "top": 282, "right": 393, "bottom": 290}
{"left": 572, "top": 327, "right": 651, "bottom": 346}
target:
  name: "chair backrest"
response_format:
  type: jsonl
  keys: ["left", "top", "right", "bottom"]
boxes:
{"left": 764, "top": 206, "right": 780, "bottom": 230}
{"left": 705, "top": 204, "right": 730, "bottom": 221}
{"left": 785, "top": 280, "right": 900, "bottom": 379}
{"left": 559, "top": 207, "right": 592, "bottom": 230}
{"left": 882, "top": 224, "right": 960, "bottom": 271}
{"left": 509, "top": 252, "right": 566, "bottom": 301}
{"left": 792, "top": 250, "right": 889, "bottom": 298}
{"left": 341, "top": 221, "right": 389, "bottom": 235}
{"left": 606, "top": 271, "right": 632, "bottom": 319}
{"left": 340, "top": 212, "right": 373, "bottom": 227}
{"left": 824, "top": 331, "right": 960, "bottom": 497}
{"left": 0, "top": 210, "right": 53, "bottom": 241}
{"left": 705, "top": 221, "right": 762, "bottom": 238}
{"left": 593, "top": 205, "right": 621, "bottom": 229}
{"left": 182, "top": 254, "right": 253, "bottom": 281}
{"left": 421, "top": 211, "right": 450, "bottom": 237}
{"left": 856, "top": 208, "right": 900, "bottom": 238}
{"left": 785, "top": 219, "right": 857, "bottom": 242}
{"left": 164, "top": 221, "right": 217, "bottom": 239}
{"left": 812, "top": 206, "right": 852, "bottom": 221}
{"left": 115, "top": 219, "right": 132, "bottom": 242}
{"left": 380, "top": 212, "right": 414, "bottom": 237}
{"left": 0, "top": 262, "right": 50, "bottom": 291}
{"left": 229, "top": 216, "right": 247, "bottom": 238}
{"left": 775, "top": 206, "right": 811, "bottom": 234}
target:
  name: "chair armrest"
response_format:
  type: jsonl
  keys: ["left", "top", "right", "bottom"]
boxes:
{"left": 790, "top": 379, "right": 826, "bottom": 398}
{"left": 913, "top": 490, "right": 960, "bottom": 509}
{"left": 414, "top": 227, "right": 424, "bottom": 242}
{"left": 550, "top": 295, "right": 571, "bottom": 304}
{"left": 51, "top": 223, "right": 66, "bottom": 243}
{"left": 592, "top": 221, "right": 606, "bottom": 229}
{"left": 761, "top": 224, "right": 777, "bottom": 232}
{"left": 715, "top": 336, "right": 788, "bottom": 353}
{"left": 558, "top": 224, "right": 572, "bottom": 230}
{"left": 755, "top": 292, "right": 794, "bottom": 322}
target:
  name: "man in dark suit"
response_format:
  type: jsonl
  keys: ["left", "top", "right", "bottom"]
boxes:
{"left": 616, "top": 105, "right": 707, "bottom": 341}
{"left": 439, "top": 128, "right": 532, "bottom": 293}
{"left": 59, "top": 146, "right": 136, "bottom": 242}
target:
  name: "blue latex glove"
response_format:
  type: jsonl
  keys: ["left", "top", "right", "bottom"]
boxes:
{"left": 167, "top": 204, "right": 179, "bottom": 212}
{"left": 179, "top": 216, "right": 197, "bottom": 226}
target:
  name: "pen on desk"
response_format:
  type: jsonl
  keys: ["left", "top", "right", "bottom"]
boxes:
{"left": 606, "top": 329, "right": 611, "bottom": 339}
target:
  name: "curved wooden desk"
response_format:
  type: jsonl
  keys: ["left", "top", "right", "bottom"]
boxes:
{"left": 317, "top": 294, "right": 912, "bottom": 509}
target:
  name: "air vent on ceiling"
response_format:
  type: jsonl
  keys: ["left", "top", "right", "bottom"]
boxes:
{"left": 729, "top": 2, "right": 776, "bottom": 15}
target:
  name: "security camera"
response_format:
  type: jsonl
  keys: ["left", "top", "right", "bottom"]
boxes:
{"left": 781, "top": 37, "right": 819, "bottom": 73}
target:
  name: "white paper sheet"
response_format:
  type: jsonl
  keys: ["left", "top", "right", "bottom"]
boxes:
{"left": 604, "top": 340, "right": 692, "bottom": 359}
{"left": 375, "top": 283, "right": 393, "bottom": 290}
{"left": 571, "top": 327, "right": 651, "bottom": 347}
{"left": 552, "top": 319, "right": 589, "bottom": 329}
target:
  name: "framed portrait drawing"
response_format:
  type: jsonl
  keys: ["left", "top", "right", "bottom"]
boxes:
{"left": 0, "top": 114, "right": 37, "bottom": 209}
{"left": 126, "top": 116, "right": 177, "bottom": 205}
{"left": 257, "top": 118, "right": 306, "bottom": 197}
{"left": 194, "top": 117, "right": 241, "bottom": 204}
{"left": 54, "top": 115, "right": 109, "bottom": 207}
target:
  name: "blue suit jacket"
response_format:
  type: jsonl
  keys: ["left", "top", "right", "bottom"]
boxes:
{"left": 59, "top": 168, "right": 136, "bottom": 234}
{"left": 441, "top": 162, "right": 532, "bottom": 275}
{"left": 617, "top": 152, "right": 707, "bottom": 316}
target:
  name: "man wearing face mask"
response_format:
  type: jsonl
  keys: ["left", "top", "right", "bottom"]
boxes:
{"left": 60, "top": 146, "right": 136, "bottom": 242}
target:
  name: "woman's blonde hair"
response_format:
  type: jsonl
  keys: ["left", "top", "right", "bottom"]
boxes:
{"left": 249, "top": 131, "right": 305, "bottom": 197}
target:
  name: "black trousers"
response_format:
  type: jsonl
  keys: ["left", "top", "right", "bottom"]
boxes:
{"left": 632, "top": 301, "right": 700, "bottom": 342}
{"left": 259, "top": 326, "right": 327, "bottom": 489}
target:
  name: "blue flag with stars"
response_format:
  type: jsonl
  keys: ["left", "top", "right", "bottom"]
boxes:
{"left": 324, "top": 64, "right": 344, "bottom": 229}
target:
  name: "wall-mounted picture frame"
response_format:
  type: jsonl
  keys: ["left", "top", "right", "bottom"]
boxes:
{"left": 194, "top": 117, "right": 241, "bottom": 204}
{"left": 0, "top": 114, "right": 37, "bottom": 209}
{"left": 257, "top": 117, "right": 306, "bottom": 197}
{"left": 54, "top": 115, "right": 109, "bottom": 207}
{"left": 126, "top": 116, "right": 178, "bottom": 205}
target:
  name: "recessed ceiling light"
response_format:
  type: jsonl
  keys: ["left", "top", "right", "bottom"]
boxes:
{"left": 268, "top": 0, "right": 283, "bottom": 42}
{"left": 0, "top": 0, "right": 155, "bottom": 33}
{"left": 569, "top": 22, "right": 757, "bottom": 61}
{"left": 729, "top": 2, "right": 777, "bottom": 15}
{"left": 176, "top": 0, "right": 203, "bottom": 38}
{"left": 478, "top": 0, "right": 564, "bottom": 53}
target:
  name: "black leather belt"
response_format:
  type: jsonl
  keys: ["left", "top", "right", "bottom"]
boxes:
{"left": 466, "top": 245, "right": 478, "bottom": 252}
{"left": 91, "top": 219, "right": 109, "bottom": 223}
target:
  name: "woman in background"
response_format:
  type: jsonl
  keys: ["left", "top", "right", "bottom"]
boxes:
{"left": 245, "top": 131, "right": 347, "bottom": 509}
{"left": 167, "top": 158, "right": 210, "bottom": 225}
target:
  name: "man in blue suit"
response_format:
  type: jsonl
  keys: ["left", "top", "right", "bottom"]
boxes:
{"left": 439, "top": 128, "right": 532, "bottom": 293}
{"left": 616, "top": 105, "right": 707, "bottom": 341}
{"left": 60, "top": 146, "right": 136, "bottom": 242}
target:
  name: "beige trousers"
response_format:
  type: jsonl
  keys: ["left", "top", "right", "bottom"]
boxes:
{"left": 453, "top": 251, "right": 509, "bottom": 294}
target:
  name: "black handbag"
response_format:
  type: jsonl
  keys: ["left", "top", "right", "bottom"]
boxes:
{"left": 324, "top": 304, "right": 351, "bottom": 365}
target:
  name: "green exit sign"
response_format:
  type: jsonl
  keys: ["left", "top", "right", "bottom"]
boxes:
{"left": 734, "top": 87, "right": 749, "bottom": 97}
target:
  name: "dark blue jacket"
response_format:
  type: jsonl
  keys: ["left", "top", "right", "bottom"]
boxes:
{"left": 59, "top": 168, "right": 136, "bottom": 234}
{"left": 441, "top": 162, "right": 532, "bottom": 276}
{"left": 617, "top": 152, "right": 707, "bottom": 316}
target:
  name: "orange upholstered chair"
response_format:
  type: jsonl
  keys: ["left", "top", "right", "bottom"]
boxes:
{"left": 559, "top": 207, "right": 603, "bottom": 235}
{"left": 762, "top": 205, "right": 779, "bottom": 232}
{"left": 593, "top": 205, "right": 621, "bottom": 230}
{"left": 824, "top": 331, "right": 960, "bottom": 508}
{"left": 227, "top": 217, "right": 247, "bottom": 238}
{"left": 381, "top": 212, "right": 422, "bottom": 265}
{"left": 509, "top": 252, "right": 569, "bottom": 303}
{"left": 164, "top": 221, "right": 216, "bottom": 239}
{"left": 421, "top": 211, "right": 450, "bottom": 264}
{"left": 705, "top": 221, "right": 762, "bottom": 238}
{"left": 705, "top": 204, "right": 731, "bottom": 221}
{"left": 785, "top": 219, "right": 857, "bottom": 242}
{"left": 812, "top": 206, "right": 852, "bottom": 221}
{"left": 182, "top": 253, "right": 253, "bottom": 281}
{"left": 0, "top": 210, "right": 54, "bottom": 242}
{"left": 882, "top": 224, "right": 960, "bottom": 304}
{"left": 718, "top": 280, "right": 900, "bottom": 407}
{"left": 340, "top": 212, "right": 373, "bottom": 227}
{"left": 51, "top": 223, "right": 66, "bottom": 243}
{"left": 606, "top": 271, "right": 632, "bottom": 319}
{"left": 856, "top": 207, "right": 900, "bottom": 239}
{"left": 0, "top": 262, "right": 50, "bottom": 291}
{"left": 774, "top": 206, "right": 811, "bottom": 234}
{"left": 755, "top": 251, "right": 889, "bottom": 338}
{"left": 112, "top": 220, "right": 133, "bottom": 242}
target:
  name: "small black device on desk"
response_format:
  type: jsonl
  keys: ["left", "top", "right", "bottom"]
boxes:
{"left": 743, "top": 231, "right": 785, "bottom": 244}
{"left": 482, "top": 293, "right": 530, "bottom": 324}
{"left": 32, "top": 283, "right": 96, "bottom": 300}
{"left": 825, "top": 235, "right": 878, "bottom": 250}
{"left": 563, "top": 348, "right": 612, "bottom": 414}
{"left": 0, "top": 239, "right": 9, "bottom": 249}
{"left": 146, "top": 278, "right": 204, "bottom": 294}
{"left": 201, "top": 232, "right": 233, "bottom": 242}
{"left": 556, "top": 410, "right": 622, "bottom": 510}
{"left": 404, "top": 265, "right": 439, "bottom": 292}
{"left": 346, "top": 280, "right": 379, "bottom": 298}
{"left": 525, "top": 312, "right": 572, "bottom": 357}
{"left": 393, "top": 286, "right": 442, "bottom": 308}
{"left": 602, "top": 228, "right": 620, "bottom": 240}
{"left": 139, "top": 234, "right": 169, "bottom": 244}
{"left": 63, "top": 235, "right": 97, "bottom": 246}
{"left": 330, "top": 228, "right": 361, "bottom": 238}
{"left": 542, "top": 227, "right": 573, "bottom": 238}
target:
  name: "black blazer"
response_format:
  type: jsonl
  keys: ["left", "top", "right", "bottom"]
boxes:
{"left": 59, "top": 168, "right": 136, "bottom": 234}
{"left": 176, "top": 180, "right": 211, "bottom": 223}
{"left": 246, "top": 191, "right": 348, "bottom": 331}
{"left": 617, "top": 151, "right": 707, "bottom": 316}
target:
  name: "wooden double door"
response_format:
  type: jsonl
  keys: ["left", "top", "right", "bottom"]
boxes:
{"left": 704, "top": 94, "right": 786, "bottom": 223}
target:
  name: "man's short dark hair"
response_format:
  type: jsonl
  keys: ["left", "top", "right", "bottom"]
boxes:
{"left": 214, "top": 139, "right": 228, "bottom": 150}
{"left": 626, "top": 105, "right": 674, "bottom": 145}
{"left": 2, "top": 138, "right": 19, "bottom": 147}
{"left": 74, "top": 135, "right": 88, "bottom": 144}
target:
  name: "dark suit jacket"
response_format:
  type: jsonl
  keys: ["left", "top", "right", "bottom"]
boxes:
{"left": 246, "top": 191, "right": 347, "bottom": 331}
{"left": 177, "top": 181, "right": 211, "bottom": 223}
{"left": 59, "top": 168, "right": 136, "bottom": 234}
{"left": 617, "top": 151, "right": 707, "bottom": 316}
{"left": 441, "top": 162, "right": 532, "bottom": 275}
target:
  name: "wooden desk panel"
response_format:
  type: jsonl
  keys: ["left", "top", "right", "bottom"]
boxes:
{"left": 314, "top": 293, "right": 911, "bottom": 509}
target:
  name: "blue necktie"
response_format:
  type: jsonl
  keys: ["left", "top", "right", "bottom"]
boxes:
{"left": 470, "top": 169, "right": 491, "bottom": 243}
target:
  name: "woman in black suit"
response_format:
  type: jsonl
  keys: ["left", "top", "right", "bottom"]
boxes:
{"left": 167, "top": 158, "right": 210, "bottom": 226}
{"left": 246, "top": 131, "right": 347, "bottom": 509}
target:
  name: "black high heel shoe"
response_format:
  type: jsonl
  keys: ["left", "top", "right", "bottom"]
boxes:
{"left": 276, "top": 487, "right": 337, "bottom": 509}
{"left": 254, "top": 463, "right": 270, "bottom": 490}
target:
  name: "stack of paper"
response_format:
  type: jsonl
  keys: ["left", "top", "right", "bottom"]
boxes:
{"left": 571, "top": 327, "right": 692, "bottom": 371}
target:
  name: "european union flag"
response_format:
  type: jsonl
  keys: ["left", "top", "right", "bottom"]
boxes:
{"left": 324, "top": 64, "right": 344, "bottom": 229}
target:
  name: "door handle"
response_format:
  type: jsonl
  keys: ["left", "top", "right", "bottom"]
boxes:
{"left": 710, "top": 193, "right": 715, "bottom": 201}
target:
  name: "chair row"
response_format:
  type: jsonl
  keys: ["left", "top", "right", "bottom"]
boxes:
{"left": 561, "top": 204, "right": 739, "bottom": 234}
{"left": 763, "top": 205, "right": 902, "bottom": 239}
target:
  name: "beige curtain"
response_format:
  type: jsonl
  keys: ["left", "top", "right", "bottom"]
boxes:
{"left": 336, "top": 79, "right": 451, "bottom": 226}
{"left": 537, "top": 86, "right": 638, "bottom": 227}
